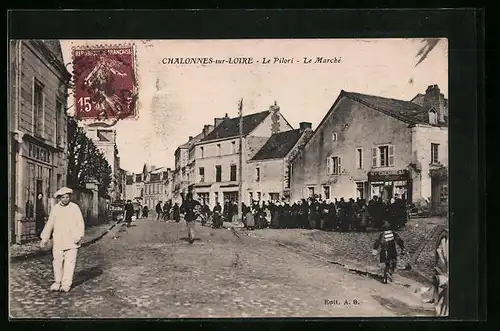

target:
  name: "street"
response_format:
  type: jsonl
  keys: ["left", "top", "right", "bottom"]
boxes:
{"left": 9, "top": 218, "right": 434, "bottom": 318}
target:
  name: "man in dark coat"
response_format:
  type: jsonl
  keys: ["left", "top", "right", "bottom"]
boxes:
{"left": 155, "top": 201, "right": 163, "bottom": 221}
{"left": 373, "top": 221, "right": 405, "bottom": 284}
{"left": 35, "top": 193, "right": 46, "bottom": 237}
{"left": 180, "top": 193, "right": 200, "bottom": 244}
{"left": 124, "top": 200, "right": 135, "bottom": 227}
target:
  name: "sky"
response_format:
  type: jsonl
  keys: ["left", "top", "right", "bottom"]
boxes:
{"left": 60, "top": 38, "right": 448, "bottom": 173}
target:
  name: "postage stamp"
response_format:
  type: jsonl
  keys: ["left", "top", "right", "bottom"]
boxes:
{"left": 72, "top": 44, "right": 138, "bottom": 122}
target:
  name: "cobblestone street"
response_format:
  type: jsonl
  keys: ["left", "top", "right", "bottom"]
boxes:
{"left": 9, "top": 218, "right": 435, "bottom": 318}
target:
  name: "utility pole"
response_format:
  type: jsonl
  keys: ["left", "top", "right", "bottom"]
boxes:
{"left": 237, "top": 98, "right": 243, "bottom": 224}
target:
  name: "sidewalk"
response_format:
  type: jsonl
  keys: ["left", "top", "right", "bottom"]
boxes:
{"left": 10, "top": 220, "right": 120, "bottom": 262}
{"left": 246, "top": 217, "right": 447, "bottom": 287}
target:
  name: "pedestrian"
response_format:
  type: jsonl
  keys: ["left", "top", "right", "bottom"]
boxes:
{"left": 39, "top": 187, "right": 85, "bottom": 293}
{"left": 143, "top": 205, "right": 149, "bottom": 218}
{"left": 35, "top": 193, "right": 46, "bottom": 237}
{"left": 180, "top": 193, "right": 200, "bottom": 244}
{"left": 124, "top": 199, "right": 134, "bottom": 227}
{"left": 172, "top": 203, "right": 180, "bottom": 222}
{"left": 372, "top": 221, "right": 405, "bottom": 284}
{"left": 245, "top": 207, "right": 255, "bottom": 230}
{"left": 156, "top": 201, "right": 163, "bottom": 221}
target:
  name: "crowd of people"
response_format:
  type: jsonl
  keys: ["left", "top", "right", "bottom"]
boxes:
{"left": 124, "top": 193, "right": 408, "bottom": 232}
{"left": 220, "top": 194, "right": 408, "bottom": 231}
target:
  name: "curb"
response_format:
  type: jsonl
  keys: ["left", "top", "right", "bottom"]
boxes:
{"left": 242, "top": 229, "right": 431, "bottom": 289}
{"left": 10, "top": 220, "right": 121, "bottom": 263}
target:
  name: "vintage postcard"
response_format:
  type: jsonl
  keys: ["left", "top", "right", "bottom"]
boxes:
{"left": 9, "top": 38, "right": 449, "bottom": 318}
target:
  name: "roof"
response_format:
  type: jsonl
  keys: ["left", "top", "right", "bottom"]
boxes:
{"left": 40, "top": 40, "right": 65, "bottom": 64}
{"left": 251, "top": 129, "right": 303, "bottom": 161}
{"left": 150, "top": 167, "right": 165, "bottom": 174}
{"left": 343, "top": 91, "right": 447, "bottom": 126}
{"left": 200, "top": 111, "right": 270, "bottom": 142}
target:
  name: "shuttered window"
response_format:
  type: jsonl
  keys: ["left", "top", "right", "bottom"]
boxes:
{"left": 372, "top": 147, "right": 377, "bottom": 168}
{"left": 327, "top": 156, "right": 341, "bottom": 175}
{"left": 388, "top": 145, "right": 395, "bottom": 167}
{"left": 372, "top": 145, "right": 395, "bottom": 167}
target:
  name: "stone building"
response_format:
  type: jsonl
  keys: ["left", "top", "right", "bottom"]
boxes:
{"left": 124, "top": 164, "right": 149, "bottom": 202}
{"left": 9, "top": 40, "right": 71, "bottom": 243}
{"left": 173, "top": 122, "right": 218, "bottom": 204}
{"left": 189, "top": 103, "right": 293, "bottom": 209}
{"left": 85, "top": 128, "right": 122, "bottom": 201}
{"left": 246, "top": 123, "right": 313, "bottom": 203}
{"left": 290, "top": 85, "right": 448, "bottom": 212}
{"left": 133, "top": 165, "right": 174, "bottom": 211}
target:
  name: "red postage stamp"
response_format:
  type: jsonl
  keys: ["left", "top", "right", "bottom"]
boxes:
{"left": 72, "top": 44, "right": 138, "bottom": 121}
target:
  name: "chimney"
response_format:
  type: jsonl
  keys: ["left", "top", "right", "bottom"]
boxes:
{"left": 151, "top": 165, "right": 156, "bottom": 172}
{"left": 299, "top": 122, "right": 312, "bottom": 131}
{"left": 270, "top": 101, "right": 281, "bottom": 135}
{"left": 202, "top": 124, "right": 213, "bottom": 137}
{"left": 424, "top": 84, "right": 447, "bottom": 123}
{"left": 188, "top": 136, "right": 193, "bottom": 141}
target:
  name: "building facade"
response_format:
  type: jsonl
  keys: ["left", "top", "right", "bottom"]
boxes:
{"left": 246, "top": 123, "right": 313, "bottom": 203}
{"left": 189, "top": 104, "right": 293, "bottom": 209}
{"left": 143, "top": 166, "right": 174, "bottom": 210}
{"left": 9, "top": 40, "right": 71, "bottom": 243}
{"left": 85, "top": 127, "right": 122, "bottom": 201}
{"left": 290, "top": 86, "right": 448, "bottom": 212}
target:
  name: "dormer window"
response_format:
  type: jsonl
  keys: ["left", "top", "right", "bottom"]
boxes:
{"left": 428, "top": 108, "right": 438, "bottom": 125}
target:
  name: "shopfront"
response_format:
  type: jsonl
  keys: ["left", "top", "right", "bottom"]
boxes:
{"left": 430, "top": 166, "right": 448, "bottom": 214}
{"left": 20, "top": 139, "right": 56, "bottom": 242}
{"left": 368, "top": 169, "right": 412, "bottom": 203}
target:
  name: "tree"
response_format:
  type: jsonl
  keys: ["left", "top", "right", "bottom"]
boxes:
{"left": 67, "top": 117, "right": 113, "bottom": 198}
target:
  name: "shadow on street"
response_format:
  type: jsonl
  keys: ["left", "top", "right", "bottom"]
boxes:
{"left": 72, "top": 265, "right": 104, "bottom": 288}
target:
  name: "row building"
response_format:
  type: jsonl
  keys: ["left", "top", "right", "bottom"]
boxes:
{"left": 9, "top": 40, "right": 71, "bottom": 243}
{"left": 289, "top": 85, "right": 448, "bottom": 213}
{"left": 175, "top": 103, "right": 312, "bottom": 209}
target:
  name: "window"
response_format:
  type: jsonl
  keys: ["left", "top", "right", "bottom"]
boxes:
{"left": 33, "top": 80, "right": 44, "bottom": 138}
{"left": 431, "top": 143, "right": 439, "bottom": 164}
{"left": 256, "top": 167, "right": 260, "bottom": 182}
{"left": 308, "top": 187, "right": 315, "bottom": 198}
{"left": 327, "top": 156, "right": 342, "bottom": 175}
{"left": 56, "top": 100, "right": 63, "bottom": 146}
{"left": 199, "top": 167, "right": 205, "bottom": 182}
{"left": 231, "top": 141, "right": 236, "bottom": 154}
{"left": 332, "top": 132, "right": 338, "bottom": 142}
{"left": 270, "top": 193, "right": 280, "bottom": 201}
{"left": 323, "top": 186, "right": 330, "bottom": 199}
{"left": 429, "top": 109, "right": 438, "bottom": 125}
{"left": 356, "top": 182, "right": 365, "bottom": 199}
{"left": 217, "top": 144, "right": 221, "bottom": 156}
{"left": 200, "top": 147, "right": 204, "bottom": 158}
{"left": 379, "top": 146, "right": 389, "bottom": 167}
{"left": 372, "top": 145, "right": 395, "bottom": 168}
{"left": 285, "top": 165, "right": 291, "bottom": 188}
{"left": 356, "top": 148, "right": 363, "bottom": 169}
{"left": 215, "top": 165, "right": 222, "bottom": 182}
{"left": 256, "top": 192, "right": 261, "bottom": 201}
{"left": 230, "top": 164, "right": 237, "bottom": 181}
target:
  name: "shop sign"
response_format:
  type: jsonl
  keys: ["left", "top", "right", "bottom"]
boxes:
{"left": 368, "top": 169, "right": 408, "bottom": 182}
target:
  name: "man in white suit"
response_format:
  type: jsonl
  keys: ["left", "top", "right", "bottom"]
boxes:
{"left": 40, "top": 187, "right": 85, "bottom": 292}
